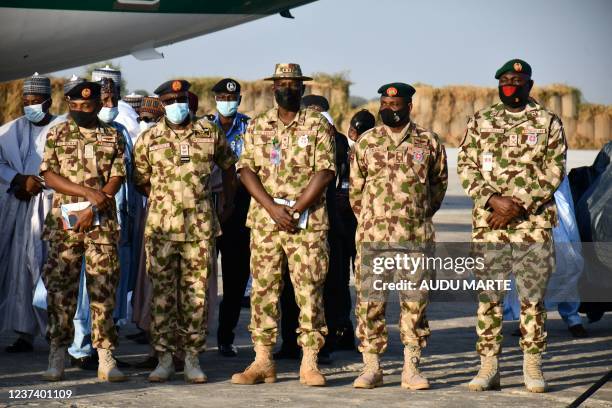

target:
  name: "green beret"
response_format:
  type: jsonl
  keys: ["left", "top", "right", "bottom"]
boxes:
{"left": 154, "top": 79, "right": 191, "bottom": 96}
{"left": 495, "top": 59, "right": 532, "bottom": 79}
{"left": 377, "top": 82, "right": 416, "bottom": 98}
{"left": 65, "top": 81, "right": 101, "bottom": 100}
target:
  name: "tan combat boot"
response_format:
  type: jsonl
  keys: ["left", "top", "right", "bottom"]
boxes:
{"left": 184, "top": 352, "right": 207, "bottom": 384}
{"left": 148, "top": 352, "right": 175, "bottom": 382}
{"left": 42, "top": 345, "right": 66, "bottom": 381}
{"left": 97, "top": 348, "right": 127, "bottom": 382}
{"left": 299, "top": 347, "right": 326, "bottom": 386}
{"left": 353, "top": 353, "right": 383, "bottom": 389}
{"left": 231, "top": 345, "right": 276, "bottom": 385}
{"left": 401, "top": 345, "right": 430, "bottom": 390}
{"left": 523, "top": 352, "right": 547, "bottom": 393}
{"left": 468, "top": 355, "right": 500, "bottom": 391}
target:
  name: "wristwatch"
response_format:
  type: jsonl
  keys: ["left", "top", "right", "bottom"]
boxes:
{"left": 91, "top": 205, "right": 99, "bottom": 216}
{"left": 291, "top": 208, "right": 301, "bottom": 221}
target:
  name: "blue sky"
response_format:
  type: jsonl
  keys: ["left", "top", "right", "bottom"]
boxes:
{"left": 52, "top": 0, "right": 612, "bottom": 104}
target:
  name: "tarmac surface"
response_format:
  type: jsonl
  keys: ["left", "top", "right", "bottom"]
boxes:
{"left": 1, "top": 149, "right": 610, "bottom": 407}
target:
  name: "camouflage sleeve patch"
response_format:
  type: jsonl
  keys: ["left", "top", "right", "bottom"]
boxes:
{"left": 132, "top": 131, "right": 152, "bottom": 187}
{"left": 39, "top": 125, "right": 61, "bottom": 175}
{"left": 313, "top": 119, "right": 336, "bottom": 173}
{"left": 214, "top": 126, "right": 238, "bottom": 170}
{"left": 109, "top": 128, "right": 126, "bottom": 179}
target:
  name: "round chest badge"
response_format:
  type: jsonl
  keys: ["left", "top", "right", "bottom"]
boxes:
{"left": 81, "top": 88, "right": 91, "bottom": 99}
{"left": 413, "top": 151, "right": 424, "bottom": 162}
{"left": 298, "top": 134, "right": 309, "bottom": 148}
{"left": 171, "top": 80, "right": 182, "bottom": 92}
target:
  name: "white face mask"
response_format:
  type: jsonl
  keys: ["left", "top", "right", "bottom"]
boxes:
{"left": 139, "top": 120, "right": 155, "bottom": 132}
{"left": 23, "top": 100, "right": 48, "bottom": 123}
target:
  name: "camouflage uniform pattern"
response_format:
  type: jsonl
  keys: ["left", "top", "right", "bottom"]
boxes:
{"left": 39, "top": 119, "right": 125, "bottom": 349}
{"left": 457, "top": 100, "right": 567, "bottom": 356}
{"left": 238, "top": 107, "right": 335, "bottom": 232}
{"left": 248, "top": 229, "right": 329, "bottom": 348}
{"left": 146, "top": 239, "right": 211, "bottom": 353}
{"left": 237, "top": 107, "right": 335, "bottom": 349}
{"left": 350, "top": 121, "right": 448, "bottom": 354}
{"left": 133, "top": 117, "right": 237, "bottom": 353}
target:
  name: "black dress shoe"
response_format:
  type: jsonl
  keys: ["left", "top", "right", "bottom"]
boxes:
{"left": 133, "top": 356, "right": 158, "bottom": 369}
{"left": 511, "top": 328, "right": 522, "bottom": 337}
{"left": 115, "top": 357, "right": 131, "bottom": 368}
{"left": 273, "top": 346, "right": 300, "bottom": 360}
{"left": 219, "top": 344, "right": 238, "bottom": 357}
{"left": 569, "top": 324, "right": 588, "bottom": 338}
{"left": 5, "top": 338, "right": 33, "bottom": 353}
{"left": 70, "top": 355, "right": 98, "bottom": 370}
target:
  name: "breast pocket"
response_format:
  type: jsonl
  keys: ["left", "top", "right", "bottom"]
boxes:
{"left": 149, "top": 143, "right": 175, "bottom": 169}
{"left": 288, "top": 132, "right": 315, "bottom": 168}
{"left": 366, "top": 147, "right": 388, "bottom": 178}
{"left": 190, "top": 139, "right": 214, "bottom": 175}
{"left": 253, "top": 134, "right": 273, "bottom": 167}
{"left": 96, "top": 143, "right": 117, "bottom": 176}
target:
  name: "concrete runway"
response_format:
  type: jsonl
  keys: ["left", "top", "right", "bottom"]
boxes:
{"left": 1, "top": 149, "right": 610, "bottom": 407}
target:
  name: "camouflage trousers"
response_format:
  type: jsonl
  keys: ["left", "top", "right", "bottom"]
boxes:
{"left": 249, "top": 229, "right": 329, "bottom": 349}
{"left": 146, "top": 238, "right": 211, "bottom": 353}
{"left": 472, "top": 228, "right": 554, "bottom": 356}
{"left": 354, "top": 244, "right": 431, "bottom": 354}
{"left": 43, "top": 238, "right": 120, "bottom": 349}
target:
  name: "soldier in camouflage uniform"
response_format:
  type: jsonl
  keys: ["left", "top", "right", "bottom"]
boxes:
{"left": 350, "top": 83, "right": 448, "bottom": 390}
{"left": 39, "top": 81, "right": 127, "bottom": 382}
{"left": 457, "top": 59, "right": 567, "bottom": 393}
{"left": 132, "top": 79, "right": 238, "bottom": 384}
{"left": 231, "top": 63, "right": 335, "bottom": 387}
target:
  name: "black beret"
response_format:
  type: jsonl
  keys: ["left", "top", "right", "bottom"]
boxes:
{"left": 301, "top": 94, "right": 330, "bottom": 111}
{"left": 377, "top": 82, "right": 416, "bottom": 99}
{"left": 350, "top": 109, "right": 376, "bottom": 135}
{"left": 154, "top": 79, "right": 191, "bottom": 96}
{"left": 495, "top": 59, "right": 532, "bottom": 79}
{"left": 212, "top": 78, "right": 241, "bottom": 94}
{"left": 65, "top": 81, "right": 101, "bottom": 100}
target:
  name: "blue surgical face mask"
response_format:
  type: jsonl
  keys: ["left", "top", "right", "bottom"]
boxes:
{"left": 164, "top": 102, "right": 190, "bottom": 124}
{"left": 24, "top": 102, "right": 47, "bottom": 123}
{"left": 97, "top": 106, "right": 119, "bottom": 123}
{"left": 216, "top": 100, "right": 239, "bottom": 117}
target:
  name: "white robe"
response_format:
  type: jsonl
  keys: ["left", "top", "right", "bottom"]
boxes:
{"left": 115, "top": 100, "right": 140, "bottom": 143}
{"left": 0, "top": 114, "right": 63, "bottom": 336}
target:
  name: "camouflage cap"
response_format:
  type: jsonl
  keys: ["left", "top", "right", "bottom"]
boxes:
{"left": 495, "top": 59, "right": 532, "bottom": 79}
{"left": 264, "top": 63, "right": 312, "bottom": 81}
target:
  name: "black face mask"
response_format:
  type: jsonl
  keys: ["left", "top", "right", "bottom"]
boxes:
{"left": 498, "top": 84, "right": 530, "bottom": 109}
{"left": 70, "top": 110, "right": 98, "bottom": 127}
{"left": 379, "top": 108, "right": 409, "bottom": 127}
{"left": 274, "top": 87, "right": 301, "bottom": 111}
